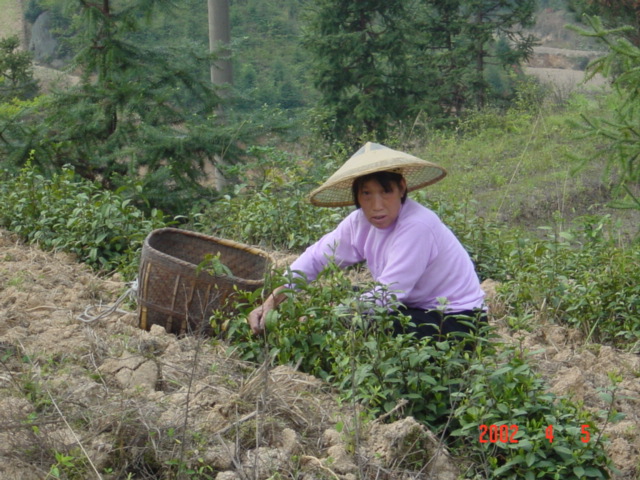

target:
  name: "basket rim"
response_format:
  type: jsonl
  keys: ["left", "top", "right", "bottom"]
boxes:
{"left": 144, "top": 227, "right": 273, "bottom": 283}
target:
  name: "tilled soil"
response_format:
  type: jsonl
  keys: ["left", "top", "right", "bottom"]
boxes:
{"left": 0, "top": 230, "right": 638, "bottom": 479}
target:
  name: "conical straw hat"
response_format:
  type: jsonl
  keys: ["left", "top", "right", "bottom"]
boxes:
{"left": 309, "top": 142, "right": 447, "bottom": 207}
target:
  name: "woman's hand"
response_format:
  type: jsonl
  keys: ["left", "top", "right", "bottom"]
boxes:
{"left": 247, "top": 303, "right": 271, "bottom": 334}
{"left": 247, "top": 286, "right": 286, "bottom": 335}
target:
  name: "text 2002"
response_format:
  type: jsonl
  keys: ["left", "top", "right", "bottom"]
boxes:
{"left": 479, "top": 424, "right": 519, "bottom": 444}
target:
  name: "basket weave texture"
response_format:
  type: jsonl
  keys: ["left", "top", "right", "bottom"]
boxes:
{"left": 138, "top": 228, "right": 272, "bottom": 336}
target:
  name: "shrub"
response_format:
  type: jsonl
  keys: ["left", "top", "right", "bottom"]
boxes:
{"left": 452, "top": 347, "right": 612, "bottom": 479}
{"left": 200, "top": 145, "right": 345, "bottom": 251}
{"left": 0, "top": 162, "right": 167, "bottom": 277}
{"left": 222, "top": 261, "right": 612, "bottom": 478}
{"left": 499, "top": 215, "right": 640, "bottom": 347}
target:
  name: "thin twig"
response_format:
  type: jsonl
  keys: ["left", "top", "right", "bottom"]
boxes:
{"left": 46, "top": 391, "right": 103, "bottom": 479}
{"left": 300, "top": 455, "right": 341, "bottom": 480}
{"left": 371, "top": 398, "right": 408, "bottom": 424}
{"left": 212, "top": 411, "right": 258, "bottom": 437}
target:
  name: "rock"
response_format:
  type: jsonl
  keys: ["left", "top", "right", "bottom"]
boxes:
{"left": 280, "top": 427, "right": 299, "bottom": 454}
{"left": 322, "top": 428, "right": 342, "bottom": 447}
{"left": 28, "top": 11, "right": 58, "bottom": 62}
{"left": 367, "top": 417, "right": 460, "bottom": 480}
{"left": 204, "top": 441, "right": 237, "bottom": 470}
{"left": 325, "top": 444, "right": 357, "bottom": 474}
{"left": 215, "top": 472, "right": 239, "bottom": 480}
{"left": 99, "top": 354, "right": 158, "bottom": 390}
{"left": 241, "top": 447, "right": 288, "bottom": 480}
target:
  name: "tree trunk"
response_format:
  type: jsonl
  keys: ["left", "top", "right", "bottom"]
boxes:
{"left": 207, "top": 0, "right": 232, "bottom": 87}
{"left": 207, "top": 0, "right": 232, "bottom": 191}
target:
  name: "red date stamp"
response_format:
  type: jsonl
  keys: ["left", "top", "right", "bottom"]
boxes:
{"left": 479, "top": 424, "right": 592, "bottom": 444}
{"left": 479, "top": 424, "right": 519, "bottom": 443}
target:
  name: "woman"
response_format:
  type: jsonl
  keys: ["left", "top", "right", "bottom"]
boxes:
{"left": 248, "top": 142, "right": 486, "bottom": 339}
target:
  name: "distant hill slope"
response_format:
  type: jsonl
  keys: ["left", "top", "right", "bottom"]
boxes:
{"left": 0, "top": 0, "right": 24, "bottom": 43}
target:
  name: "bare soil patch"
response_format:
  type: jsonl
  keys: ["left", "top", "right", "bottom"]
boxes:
{"left": 0, "top": 230, "right": 638, "bottom": 478}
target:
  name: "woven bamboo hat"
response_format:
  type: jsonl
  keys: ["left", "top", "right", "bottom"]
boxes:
{"left": 309, "top": 142, "right": 447, "bottom": 207}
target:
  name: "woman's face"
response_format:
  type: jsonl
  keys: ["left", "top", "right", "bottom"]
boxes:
{"left": 357, "top": 178, "right": 407, "bottom": 229}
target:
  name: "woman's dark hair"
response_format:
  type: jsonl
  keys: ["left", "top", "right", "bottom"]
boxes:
{"left": 352, "top": 171, "right": 407, "bottom": 208}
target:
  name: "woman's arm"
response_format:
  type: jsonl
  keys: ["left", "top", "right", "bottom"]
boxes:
{"left": 248, "top": 212, "right": 364, "bottom": 335}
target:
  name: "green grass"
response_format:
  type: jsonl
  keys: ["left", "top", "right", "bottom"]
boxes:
{"left": 0, "top": 0, "right": 23, "bottom": 42}
{"left": 409, "top": 95, "right": 638, "bottom": 239}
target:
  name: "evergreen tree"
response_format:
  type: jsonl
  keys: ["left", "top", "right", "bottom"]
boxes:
{"left": 0, "top": 36, "right": 39, "bottom": 101}
{"left": 571, "top": 15, "right": 640, "bottom": 212}
{"left": 302, "top": 0, "right": 536, "bottom": 144}
{"left": 434, "top": 0, "right": 536, "bottom": 110}
{"left": 302, "top": 0, "right": 417, "bottom": 146}
{"left": 4, "top": 0, "right": 242, "bottom": 214}
{"left": 569, "top": 0, "right": 640, "bottom": 46}
{"left": 414, "top": 0, "right": 473, "bottom": 117}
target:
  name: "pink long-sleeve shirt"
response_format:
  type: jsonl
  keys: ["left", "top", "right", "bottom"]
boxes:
{"left": 289, "top": 199, "right": 485, "bottom": 312}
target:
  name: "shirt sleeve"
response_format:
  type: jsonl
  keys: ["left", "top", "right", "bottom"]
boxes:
{"left": 288, "top": 211, "right": 365, "bottom": 283}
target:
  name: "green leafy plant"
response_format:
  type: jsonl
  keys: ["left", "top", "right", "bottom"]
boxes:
{"left": 499, "top": 215, "right": 640, "bottom": 347}
{"left": 197, "top": 253, "right": 234, "bottom": 277}
{"left": 200, "top": 146, "right": 345, "bottom": 251}
{"left": 0, "top": 162, "right": 168, "bottom": 277}
{"left": 451, "top": 346, "right": 612, "bottom": 479}
{"left": 222, "top": 259, "right": 612, "bottom": 478}
{"left": 48, "top": 450, "right": 88, "bottom": 480}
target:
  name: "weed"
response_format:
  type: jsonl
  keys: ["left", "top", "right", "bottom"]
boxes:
{"left": 7, "top": 271, "right": 26, "bottom": 288}
{"left": 47, "top": 449, "right": 88, "bottom": 479}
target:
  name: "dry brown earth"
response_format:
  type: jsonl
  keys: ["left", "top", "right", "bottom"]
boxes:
{"left": 0, "top": 230, "right": 639, "bottom": 479}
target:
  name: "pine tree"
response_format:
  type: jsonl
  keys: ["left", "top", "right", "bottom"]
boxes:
{"left": 460, "top": 0, "right": 537, "bottom": 109}
{"left": 6, "top": 0, "right": 241, "bottom": 213}
{"left": 303, "top": 0, "right": 537, "bottom": 144}
{"left": 0, "top": 36, "right": 39, "bottom": 101}
{"left": 303, "top": 0, "right": 416, "bottom": 145}
{"left": 569, "top": 0, "right": 640, "bottom": 46}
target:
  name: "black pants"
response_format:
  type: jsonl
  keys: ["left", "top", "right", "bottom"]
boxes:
{"left": 392, "top": 307, "right": 487, "bottom": 342}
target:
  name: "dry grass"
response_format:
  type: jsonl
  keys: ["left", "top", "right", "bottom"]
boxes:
{"left": 0, "top": 0, "right": 23, "bottom": 43}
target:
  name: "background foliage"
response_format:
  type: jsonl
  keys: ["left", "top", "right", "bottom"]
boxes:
{"left": 0, "top": 162, "right": 167, "bottom": 276}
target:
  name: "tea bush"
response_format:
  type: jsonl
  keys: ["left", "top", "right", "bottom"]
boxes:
{"left": 199, "top": 145, "right": 346, "bottom": 251}
{"left": 0, "top": 162, "right": 167, "bottom": 277}
{"left": 499, "top": 215, "right": 640, "bottom": 347}
{"left": 209, "top": 169, "right": 639, "bottom": 349}
{"left": 452, "top": 347, "right": 612, "bottom": 479}
{"left": 222, "top": 262, "right": 612, "bottom": 479}
{"left": 203, "top": 184, "right": 345, "bottom": 251}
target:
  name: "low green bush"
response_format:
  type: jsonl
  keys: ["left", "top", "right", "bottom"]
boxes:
{"left": 221, "top": 261, "right": 612, "bottom": 479}
{"left": 452, "top": 348, "right": 613, "bottom": 479}
{"left": 0, "top": 162, "right": 167, "bottom": 277}
{"left": 208, "top": 167, "right": 639, "bottom": 350}
{"left": 499, "top": 215, "right": 640, "bottom": 347}
{"left": 202, "top": 184, "right": 344, "bottom": 251}
{"left": 200, "top": 145, "right": 345, "bottom": 251}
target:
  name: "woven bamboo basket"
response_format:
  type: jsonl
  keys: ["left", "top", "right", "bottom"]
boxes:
{"left": 137, "top": 228, "right": 272, "bottom": 336}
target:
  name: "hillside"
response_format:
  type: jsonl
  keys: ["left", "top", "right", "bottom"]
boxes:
{"left": 1, "top": 4, "right": 639, "bottom": 478}
{"left": 0, "top": 229, "right": 639, "bottom": 478}
{"left": 0, "top": 0, "right": 22, "bottom": 43}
